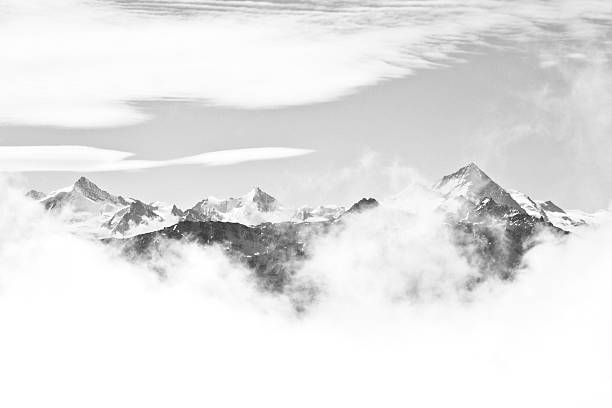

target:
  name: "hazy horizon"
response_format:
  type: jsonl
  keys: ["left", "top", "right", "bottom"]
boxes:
{"left": 2, "top": 1, "right": 612, "bottom": 211}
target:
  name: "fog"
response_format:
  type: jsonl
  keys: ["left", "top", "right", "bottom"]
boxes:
{"left": 0, "top": 175, "right": 610, "bottom": 407}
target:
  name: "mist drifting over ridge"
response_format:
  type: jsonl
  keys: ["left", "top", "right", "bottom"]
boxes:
{"left": 1, "top": 167, "right": 612, "bottom": 407}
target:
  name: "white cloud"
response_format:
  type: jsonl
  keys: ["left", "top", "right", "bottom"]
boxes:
{"left": 0, "top": 0, "right": 611, "bottom": 127}
{"left": 0, "top": 145, "right": 313, "bottom": 172}
{"left": 0, "top": 176, "right": 611, "bottom": 407}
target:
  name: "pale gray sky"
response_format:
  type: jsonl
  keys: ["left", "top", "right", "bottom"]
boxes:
{"left": 1, "top": 1, "right": 612, "bottom": 211}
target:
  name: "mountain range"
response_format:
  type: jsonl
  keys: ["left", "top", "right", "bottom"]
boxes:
{"left": 26, "top": 162, "right": 601, "bottom": 237}
{"left": 26, "top": 163, "right": 607, "bottom": 302}
{"left": 27, "top": 179, "right": 347, "bottom": 238}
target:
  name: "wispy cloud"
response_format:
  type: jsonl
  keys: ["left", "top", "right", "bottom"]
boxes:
{"left": 0, "top": 0, "right": 611, "bottom": 127}
{"left": 0, "top": 145, "right": 313, "bottom": 172}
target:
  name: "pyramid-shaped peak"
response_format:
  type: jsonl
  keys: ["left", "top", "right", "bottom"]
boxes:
{"left": 245, "top": 186, "right": 274, "bottom": 200}
{"left": 73, "top": 176, "right": 103, "bottom": 193}
{"left": 74, "top": 176, "right": 94, "bottom": 186}
{"left": 72, "top": 176, "right": 127, "bottom": 205}
{"left": 435, "top": 162, "right": 492, "bottom": 190}
{"left": 244, "top": 187, "right": 277, "bottom": 211}
{"left": 434, "top": 162, "right": 525, "bottom": 214}
{"left": 455, "top": 162, "right": 489, "bottom": 179}
{"left": 171, "top": 204, "right": 185, "bottom": 217}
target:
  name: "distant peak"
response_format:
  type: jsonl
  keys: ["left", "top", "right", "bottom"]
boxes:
{"left": 171, "top": 204, "right": 185, "bottom": 217}
{"left": 434, "top": 163, "right": 525, "bottom": 214}
{"left": 248, "top": 186, "right": 264, "bottom": 196}
{"left": 457, "top": 162, "right": 486, "bottom": 177}
{"left": 244, "top": 187, "right": 277, "bottom": 211}
{"left": 347, "top": 197, "right": 379, "bottom": 214}
{"left": 71, "top": 176, "right": 126, "bottom": 204}
{"left": 26, "top": 190, "right": 46, "bottom": 200}
{"left": 74, "top": 176, "right": 96, "bottom": 188}
{"left": 245, "top": 186, "right": 272, "bottom": 200}
{"left": 435, "top": 162, "right": 491, "bottom": 190}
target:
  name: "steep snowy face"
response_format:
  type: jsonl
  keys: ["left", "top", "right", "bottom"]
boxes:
{"left": 434, "top": 163, "right": 525, "bottom": 215}
{"left": 30, "top": 177, "right": 131, "bottom": 236}
{"left": 508, "top": 190, "right": 549, "bottom": 221}
{"left": 435, "top": 164, "right": 605, "bottom": 231}
{"left": 244, "top": 187, "right": 278, "bottom": 212}
{"left": 42, "top": 177, "right": 128, "bottom": 213}
{"left": 508, "top": 191, "right": 604, "bottom": 232}
{"left": 507, "top": 191, "right": 594, "bottom": 231}
{"left": 28, "top": 177, "right": 180, "bottom": 237}
{"left": 533, "top": 200, "right": 608, "bottom": 232}
{"left": 42, "top": 178, "right": 125, "bottom": 216}
{"left": 72, "top": 177, "right": 128, "bottom": 205}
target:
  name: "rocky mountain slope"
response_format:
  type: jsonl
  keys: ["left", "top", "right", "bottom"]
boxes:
{"left": 97, "top": 163, "right": 608, "bottom": 302}
{"left": 432, "top": 163, "right": 597, "bottom": 232}
{"left": 27, "top": 163, "right": 606, "bottom": 297}
{"left": 27, "top": 180, "right": 346, "bottom": 237}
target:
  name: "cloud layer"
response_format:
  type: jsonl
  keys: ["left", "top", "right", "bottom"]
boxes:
{"left": 0, "top": 145, "right": 313, "bottom": 172}
{"left": 1, "top": 0, "right": 611, "bottom": 127}
{"left": 0, "top": 175, "right": 611, "bottom": 407}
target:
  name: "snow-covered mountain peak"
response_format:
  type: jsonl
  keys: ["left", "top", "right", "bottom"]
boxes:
{"left": 434, "top": 162, "right": 525, "bottom": 214}
{"left": 243, "top": 187, "right": 277, "bottom": 212}
{"left": 72, "top": 176, "right": 127, "bottom": 205}
{"left": 434, "top": 162, "right": 491, "bottom": 194}
{"left": 184, "top": 187, "right": 281, "bottom": 225}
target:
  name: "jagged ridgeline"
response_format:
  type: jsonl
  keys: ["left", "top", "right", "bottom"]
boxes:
{"left": 28, "top": 164, "right": 599, "bottom": 298}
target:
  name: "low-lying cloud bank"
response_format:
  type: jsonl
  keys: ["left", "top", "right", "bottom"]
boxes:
{"left": 1, "top": 0, "right": 611, "bottom": 127}
{"left": 0, "top": 176, "right": 610, "bottom": 407}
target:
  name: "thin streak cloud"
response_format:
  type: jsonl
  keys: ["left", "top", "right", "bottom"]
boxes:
{"left": 0, "top": 145, "right": 314, "bottom": 172}
{"left": 0, "top": 0, "right": 611, "bottom": 127}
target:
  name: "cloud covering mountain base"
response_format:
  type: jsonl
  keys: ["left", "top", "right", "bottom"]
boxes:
{"left": 0, "top": 177, "right": 611, "bottom": 407}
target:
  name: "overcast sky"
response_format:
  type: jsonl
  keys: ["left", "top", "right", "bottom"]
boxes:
{"left": 1, "top": 0, "right": 612, "bottom": 210}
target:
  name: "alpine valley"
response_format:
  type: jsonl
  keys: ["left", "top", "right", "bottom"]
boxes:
{"left": 26, "top": 163, "right": 607, "bottom": 299}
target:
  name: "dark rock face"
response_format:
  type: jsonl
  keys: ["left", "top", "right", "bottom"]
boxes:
{"left": 347, "top": 198, "right": 379, "bottom": 213}
{"left": 26, "top": 190, "right": 46, "bottom": 200}
{"left": 107, "top": 220, "right": 331, "bottom": 294}
{"left": 105, "top": 200, "right": 162, "bottom": 234}
{"left": 453, "top": 197, "right": 566, "bottom": 280}
{"left": 105, "top": 194, "right": 564, "bottom": 303}
{"left": 171, "top": 205, "right": 185, "bottom": 217}
{"left": 471, "top": 197, "right": 522, "bottom": 219}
